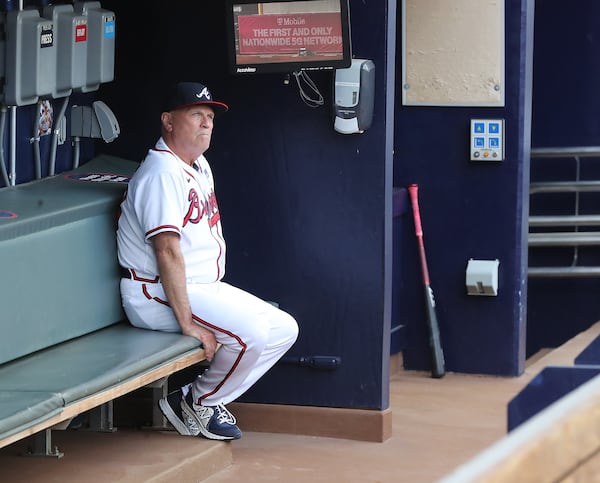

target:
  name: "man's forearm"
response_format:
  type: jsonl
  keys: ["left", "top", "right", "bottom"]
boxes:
{"left": 153, "top": 233, "right": 195, "bottom": 332}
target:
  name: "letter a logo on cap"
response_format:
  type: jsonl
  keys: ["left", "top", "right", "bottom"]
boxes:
{"left": 196, "top": 87, "right": 211, "bottom": 101}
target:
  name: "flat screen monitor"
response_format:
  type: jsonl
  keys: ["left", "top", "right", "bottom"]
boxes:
{"left": 226, "top": 0, "right": 352, "bottom": 75}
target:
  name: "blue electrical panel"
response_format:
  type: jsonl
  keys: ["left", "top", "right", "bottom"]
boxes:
{"left": 470, "top": 119, "right": 505, "bottom": 162}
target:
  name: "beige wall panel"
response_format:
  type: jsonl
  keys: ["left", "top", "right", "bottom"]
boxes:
{"left": 402, "top": 0, "right": 505, "bottom": 106}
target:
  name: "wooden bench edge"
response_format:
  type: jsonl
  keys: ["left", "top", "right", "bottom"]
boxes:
{"left": 439, "top": 373, "right": 600, "bottom": 482}
{"left": 0, "top": 348, "right": 206, "bottom": 450}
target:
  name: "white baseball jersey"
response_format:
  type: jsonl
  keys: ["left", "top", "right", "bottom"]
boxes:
{"left": 117, "top": 137, "right": 226, "bottom": 282}
{"left": 117, "top": 138, "right": 298, "bottom": 408}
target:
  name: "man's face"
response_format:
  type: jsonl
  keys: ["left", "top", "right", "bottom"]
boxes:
{"left": 166, "top": 104, "right": 215, "bottom": 161}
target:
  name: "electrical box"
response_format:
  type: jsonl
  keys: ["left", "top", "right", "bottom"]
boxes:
{"left": 43, "top": 4, "right": 88, "bottom": 97}
{"left": 334, "top": 59, "right": 375, "bottom": 134}
{"left": 466, "top": 259, "right": 499, "bottom": 296}
{"left": 71, "top": 100, "right": 120, "bottom": 142}
{"left": 470, "top": 119, "right": 505, "bottom": 161}
{"left": 74, "top": 2, "right": 115, "bottom": 92}
{"left": 3, "top": 9, "right": 56, "bottom": 106}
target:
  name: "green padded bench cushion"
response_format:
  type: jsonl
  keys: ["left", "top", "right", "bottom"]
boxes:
{"left": 0, "top": 155, "right": 139, "bottom": 365}
{"left": 0, "top": 391, "right": 63, "bottom": 440}
{"left": 0, "top": 155, "right": 137, "bottom": 240}
{"left": 0, "top": 323, "right": 201, "bottom": 405}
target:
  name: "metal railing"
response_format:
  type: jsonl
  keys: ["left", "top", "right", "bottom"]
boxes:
{"left": 529, "top": 146, "right": 600, "bottom": 277}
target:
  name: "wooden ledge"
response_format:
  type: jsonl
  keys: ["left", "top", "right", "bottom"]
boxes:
{"left": 228, "top": 402, "right": 392, "bottom": 442}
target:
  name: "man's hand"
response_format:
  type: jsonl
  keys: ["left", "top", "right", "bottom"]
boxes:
{"left": 182, "top": 323, "right": 217, "bottom": 361}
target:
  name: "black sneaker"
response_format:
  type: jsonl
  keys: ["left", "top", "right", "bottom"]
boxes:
{"left": 158, "top": 388, "right": 190, "bottom": 436}
{"left": 181, "top": 391, "right": 242, "bottom": 440}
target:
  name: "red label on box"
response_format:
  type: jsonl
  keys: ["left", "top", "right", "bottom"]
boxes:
{"left": 75, "top": 22, "right": 88, "bottom": 42}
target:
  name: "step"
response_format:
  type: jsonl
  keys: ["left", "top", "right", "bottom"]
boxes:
{"left": 524, "top": 320, "right": 600, "bottom": 376}
{"left": 0, "top": 428, "right": 232, "bottom": 482}
{"left": 525, "top": 348, "right": 552, "bottom": 368}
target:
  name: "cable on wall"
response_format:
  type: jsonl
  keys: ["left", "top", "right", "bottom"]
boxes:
{"left": 292, "top": 70, "right": 324, "bottom": 108}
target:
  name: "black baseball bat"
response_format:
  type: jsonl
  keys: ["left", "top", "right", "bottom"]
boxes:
{"left": 280, "top": 355, "right": 341, "bottom": 370}
{"left": 408, "top": 183, "right": 445, "bottom": 378}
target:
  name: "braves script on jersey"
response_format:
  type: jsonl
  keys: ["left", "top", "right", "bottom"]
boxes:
{"left": 117, "top": 137, "right": 226, "bottom": 282}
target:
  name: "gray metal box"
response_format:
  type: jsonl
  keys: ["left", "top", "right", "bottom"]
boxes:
{"left": 44, "top": 4, "right": 88, "bottom": 96}
{"left": 74, "top": 2, "right": 115, "bottom": 92}
{"left": 3, "top": 9, "right": 56, "bottom": 106}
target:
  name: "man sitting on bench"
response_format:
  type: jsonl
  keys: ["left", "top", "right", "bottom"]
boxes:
{"left": 116, "top": 81, "right": 299, "bottom": 441}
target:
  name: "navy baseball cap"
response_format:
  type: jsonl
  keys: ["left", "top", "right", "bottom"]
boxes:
{"left": 163, "top": 81, "right": 229, "bottom": 115}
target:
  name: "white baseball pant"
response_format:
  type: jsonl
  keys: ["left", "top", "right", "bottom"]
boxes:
{"left": 120, "top": 278, "right": 299, "bottom": 406}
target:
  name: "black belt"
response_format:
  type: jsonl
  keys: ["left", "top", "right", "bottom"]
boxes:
{"left": 120, "top": 267, "right": 160, "bottom": 283}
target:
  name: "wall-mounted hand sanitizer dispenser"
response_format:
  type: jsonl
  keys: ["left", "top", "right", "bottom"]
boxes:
{"left": 333, "top": 59, "right": 375, "bottom": 134}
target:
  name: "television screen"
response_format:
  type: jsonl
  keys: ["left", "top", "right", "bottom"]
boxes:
{"left": 226, "top": 0, "right": 352, "bottom": 75}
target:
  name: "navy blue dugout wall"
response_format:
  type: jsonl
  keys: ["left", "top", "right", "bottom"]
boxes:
{"left": 99, "top": 0, "right": 395, "bottom": 409}
{"left": 527, "top": 0, "right": 600, "bottom": 356}
{"left": 393, "top": 0, "right": 534, "bottom": 376}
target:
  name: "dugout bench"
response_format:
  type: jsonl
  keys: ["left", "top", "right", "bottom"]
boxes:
{"left": 0, "top": 155, "right": 208, "bottom": 456}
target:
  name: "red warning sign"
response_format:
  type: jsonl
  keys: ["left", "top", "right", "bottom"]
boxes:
{"left": 75, "top": 20, "right": 88, "bottom": 43}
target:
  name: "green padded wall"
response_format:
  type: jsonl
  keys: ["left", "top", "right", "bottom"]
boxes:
{"left": 0, "top": 155, "right": 138, "bottom": 365}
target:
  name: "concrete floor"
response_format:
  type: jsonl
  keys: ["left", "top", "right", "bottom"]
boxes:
{"left": 1, "top": 322, "right": 598, "bottom": 482}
